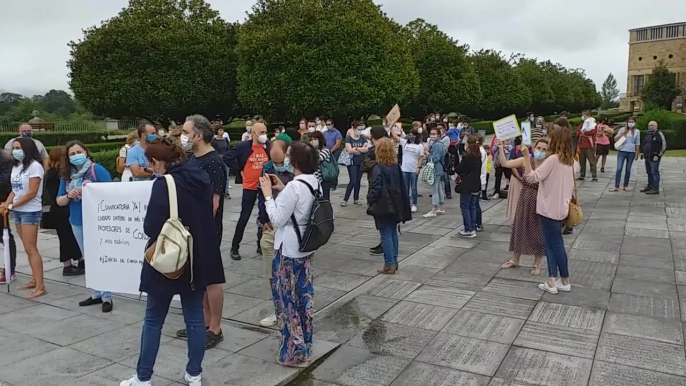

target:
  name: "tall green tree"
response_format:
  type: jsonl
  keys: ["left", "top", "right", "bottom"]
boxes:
{"left": 469, "top": 50, "right": 530, "bottom": 119}
{"left": 237, "top": 0, "right": 418, "bottom": 122}
{"left": 39, "top": 90, "right": 76, "bottom": 117}
{"left": 513, "top": 57, "right": 554, "bottom": 114}
{"left": 402, "top": 19, "right": 481, "bottom": 118}
{"left": 68, "top": 0, "right": 240, "bottom": 123}
{"left": 600, "top": 73, "right": 619, "bottom": 109}
{"left": 641, "top": 60, "right": 681, "bottom": 110}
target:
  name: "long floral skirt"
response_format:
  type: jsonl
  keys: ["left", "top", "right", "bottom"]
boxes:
{"left": 271, "top": 249, "right": 314, "bottom": 365}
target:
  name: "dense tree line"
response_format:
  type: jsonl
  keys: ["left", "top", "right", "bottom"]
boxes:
{"left": 68, "top": 0, "right": 602, "bottom": 125}
{"left": 0, "top": 89, "right": 96, "bottom": 124}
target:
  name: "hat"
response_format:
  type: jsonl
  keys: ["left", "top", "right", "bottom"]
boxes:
{"left": 276, "top": 133, "right": 292, "bottom": 145}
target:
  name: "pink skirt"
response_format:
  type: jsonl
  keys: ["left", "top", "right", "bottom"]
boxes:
{"left": 506, "top": 176, "right": 523, "bottom": 221}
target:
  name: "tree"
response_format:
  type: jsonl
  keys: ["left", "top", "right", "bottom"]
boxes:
{"left": 641, "top": 60, "right": 681, "bottom": 110}
{"left": 402, "top": 19, "right": 481, "bottom": 118}
{"left": 513, "top": 57, "right": 554, "bottom": 114}
{"left": 237, "top": 0, "right": 418, "bottom": 122}
{"left": 469, "top": 50, "right": 530, "bottom": 119}
{"left": 68, "top": 0, "right": 240, "bottom": 123}
{"left": 39, "top": 90, "right": 76, "bottom": 117}
{"left": 600, "top": 73, "right": 619, "bottom": 109}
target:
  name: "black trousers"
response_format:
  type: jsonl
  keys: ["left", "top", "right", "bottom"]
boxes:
{"left": 0, "top": 216, "right": 15, "bottom": 272}
{"left": 494, "top": 167, "right": 511, "bottom": 195}
{"left": 232, "top": 189, "right": 260, "bottom": 251}
{"left": 482, "top": 173, "right": 490, "bottom": 198}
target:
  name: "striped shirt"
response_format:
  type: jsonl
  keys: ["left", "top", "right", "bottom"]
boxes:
{"left": 315, "top": 148, "right": 332, "bottom": 183}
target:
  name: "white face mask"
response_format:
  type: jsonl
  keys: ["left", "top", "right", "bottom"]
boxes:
{"left": 180, "top": 134, "right": 189, "bottom": 145}
{"left": 258, "top": 134, "right": 268, "bottom": 144}
{"left": 308, "top": 127, "right": 315, "bottom": 133}
{"left": 418, "top": 127, "right": 423, "bottom": 134}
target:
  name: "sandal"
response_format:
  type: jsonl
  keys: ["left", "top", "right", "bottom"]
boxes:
{"left": 531, "top": 265, "right": 542, "bottom": 276}
{"left": 609, "top": 188, "right": 619, "bottom": 192}
{"left": 27, "top": 287, "right": 47, "bottom": 300}
{"left": 623, "top": 187, "right": 632, "bottom": 192}
{"left": 17, "top": 280, "right": 36, "bottom": 290}
{"left": 501, "top": 260, "right": 520, "bottom": 269}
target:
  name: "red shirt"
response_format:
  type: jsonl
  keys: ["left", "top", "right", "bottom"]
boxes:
{"left": 576, "top": 124, "right": 597, "bottom": 149}
{"left": 242, "top": 145, "right": 268, "bottom": 190}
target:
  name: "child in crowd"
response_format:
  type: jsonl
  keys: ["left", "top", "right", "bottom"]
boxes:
{"left": 482, "top": 144, "right": 492, "bottom": 200}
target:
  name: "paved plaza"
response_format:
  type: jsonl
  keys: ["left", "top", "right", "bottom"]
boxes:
{"left": 2, "top": 154, "right": 686, "bottom": 385}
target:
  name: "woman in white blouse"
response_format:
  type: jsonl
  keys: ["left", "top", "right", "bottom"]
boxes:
{"left": 259, "top": 141, "right": 320, "bottom": 368}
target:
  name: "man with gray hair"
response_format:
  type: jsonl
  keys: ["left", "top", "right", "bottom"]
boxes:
{"left": 4, "top": 123, "right": 48, "bottom": 161}
{"left": 176, "top": 114, "right": 227, "bottom": 349}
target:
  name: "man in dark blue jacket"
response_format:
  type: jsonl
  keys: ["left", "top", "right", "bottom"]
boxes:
{"left": 223, "top": 122, "right": 271, "bottom": 260}
{"left": 641, "top": 120, "right": 667, "bottom": 195}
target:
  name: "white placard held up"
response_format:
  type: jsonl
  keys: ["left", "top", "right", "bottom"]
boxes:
{"left": 492, "top": 114, "right": 522, "bottom": 141}
{"left": 82, "top": 181, "right": 153, "bottom": 295}
{"left": 521, "top": 122, "right": 532, "bottom": 146}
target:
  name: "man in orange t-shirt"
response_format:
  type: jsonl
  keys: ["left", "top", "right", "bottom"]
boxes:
{"left": 224, "top": 122, "right": 270, "bottom": 260}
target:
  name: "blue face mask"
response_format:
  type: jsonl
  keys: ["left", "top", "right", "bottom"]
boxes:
{"left": 146, "top": 134, "right": 157, "bottom": 142}
{"left": 21, "top": 131, "right": 32, "bottom": 138}
{"left": 12, "top": 149, "right": 24, "bottom": 161}
{"left": 274, "top": 158, "right": 291, "bottom": 173}
{"left": 533, "top": 150, "right": 546, "bottom": 160}
{"left": 408, "top": 136, "right": 416, "bottom": 143}
{"left": 648, "top": 126, "right": 656, "bottom": 133}
{"left": 70, "top": 153, "right": 88, "bottom": 167}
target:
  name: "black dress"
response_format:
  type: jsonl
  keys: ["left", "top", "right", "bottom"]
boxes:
{"left": 44, "top": 168, "right": 82, "bottom": 263}
{"left": 188, "top": 151, "right": 227, "bottom": 245}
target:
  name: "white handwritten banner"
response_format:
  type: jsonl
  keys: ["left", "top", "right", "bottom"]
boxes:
{"left": 492, "top": 114, "right": 522, "bottom": 141}
{"left": 82, "top": 181, "right": 153, "bottom": 294}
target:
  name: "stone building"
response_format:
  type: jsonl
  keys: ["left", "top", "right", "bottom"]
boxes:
{"left": 619, "top": 22, "right": 686, "bottom": 112}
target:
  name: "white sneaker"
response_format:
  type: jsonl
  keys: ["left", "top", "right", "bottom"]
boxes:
{"left": 411, "top": 205, "right": 417, "bottom": 213}
{"left": 458, "top": 230, "right": 476, "bottom": 238}
{"left": 491, "top": 192, "right": 499, "bottom": 199}
{"left": 556, "top": 280, "right": 571, "bottom": 292}
{"left": 538, "top": 281, "right": 558, "bottom": 294}
{"left": 422, "top": 211, "right": 437, "bottom": 218}
{"left": 185, "top": 373, "right": 202, "bottom": 386}
{"left": 260, "top": 313, "right": 277, "bottom": 327}
{"left": 120, "top": 376, "right": 151, "bottom": 386}
{"left": 435, "top": 209, "right": 446, "bottom": 215}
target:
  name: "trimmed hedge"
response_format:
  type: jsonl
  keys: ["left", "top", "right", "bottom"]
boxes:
{"left": 637, "top": 110, "right": 686, "bottom": 150}
{"left": 0, "top": 131, "right": 110, "bottom": 147}
{"left": 92, "top": 149, "right": 121, "bottom": 179}
{"left": 46, "top": 141, "right": 125, "bottom": 153}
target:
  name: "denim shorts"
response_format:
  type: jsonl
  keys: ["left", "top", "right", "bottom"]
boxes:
{"left": 13, "top": 210, "right": 42, "bottom": 226}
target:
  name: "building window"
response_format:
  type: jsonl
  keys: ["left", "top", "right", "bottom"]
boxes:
{"left": 670, "top": 54, "right": 674, "bottom": 59}
{"left": 633, "top": 75, "right": 645, "bottom": 96}
{"left": 637, "top": 29, "right": 648, "bottom": 41}
{"left": 654, "top": 55, "right": 658, "bottom": 60}
{"left": 639, "top": 57, "right": 643, "bottom": 61}
{"left": 667, "top": 25, "right": 680, "bottom": 38}
{"left": 651, "top": 28, "right": 663, "bottom": 40}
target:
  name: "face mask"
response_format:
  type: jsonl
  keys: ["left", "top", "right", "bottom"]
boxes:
{"left": 542, "top": 129, "right": 548, "bottom": 136}
{"left": 443, "top": 119, "right": 448, "bottom": 123}
{"left": 180, "top": 134, "right": 190, "bottom": 145}
{"left": 430, "top": 117, "right": 435, "bottom": 122}
{"left": 246, "top": 126, "right": 252, "bottom": 132}
{"left": 408, "top": 136, "right": 416, "bottom": 142}
{"left": 429, "top": 135, "right": 438, "bottom": 139}
{"left": 311, "top": 140, "right": 319, "bottom": 148}
{"left": 308, "top": 127, "right": 315, "bottom": 133}
{"left": 648, "top": 126, "right": 656, "bottom": 132}
{"left": 70, "top": 154, "right": 87, "bottom": 167}
{"left": 258, "top": 134, "right": 268, "bottom": 144}
{"left": 628, "top": 122, "right": 636, "bottom": 128}
{"left": 355, "top": 130, "right": 362, "bottom": 136}
{"left": 326, "top": 125, "right": 332, "bottom": 130}
{"left": 146, "top": 134, "right": 157, "bottom": 143}
{"left": 418, "top": 128, "right": 423, "bottom": 134}
{"left": 21, "top": 131, "right": 32, "bottom": 138}
{"left": 12, "top": 149, "right": 24, "bottom": 161}
{"left": 581, "top": 116, "right": 587, "bottom": 122}
{"left": 533, "top": 150, "right": 546, "bottom": 160}
{"left": 273, "top": 164, "right": 290, "bottom": 173}
{"left": 316, "top": 119, "right": 321, "bottom": 125}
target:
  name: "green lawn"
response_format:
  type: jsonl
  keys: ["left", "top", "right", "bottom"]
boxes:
{"left": 609, "top": 149, "right": 686, "bottom": 157}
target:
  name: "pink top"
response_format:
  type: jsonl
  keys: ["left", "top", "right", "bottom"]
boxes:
{"left": 525, "top": 154, "right": 575, "bottom": 221}
{"left": 596, "top": 124, "right": 611, "bottom": 145}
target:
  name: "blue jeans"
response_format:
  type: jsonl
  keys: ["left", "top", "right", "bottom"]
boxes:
{"left": 645, "top": 158, "right": 661, "bottom": 190}
{"left": 615, "top": 151, "right": 635, "bottom": 188}
{"left": 137, "top": 289, "right": 205, "bottom": 381}
{"left": 460, "top": 193, "right": 478, "bottom": 232}
{"left": 344, "top": 165, "right": 362, "bottom": 201}
{"left": 72, "top": 224, "right": 112, "bottom": 302}
{"left": 403, "top": 171, "right": 418, "bottom": 205}
{"left": 540, "top": 216, "right": 569, "bottom": 278}
{"left": 378, "top": 225, "right": 399, "bottom": 267}
{"left": 12, "top": 210, "right": 41, "bottom": 226}
{"left": 431, "top": 176, "right": 444, "bottom": 207}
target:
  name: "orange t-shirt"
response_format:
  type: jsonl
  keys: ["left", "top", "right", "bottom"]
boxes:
{"left": 242, "top": 144, "right": 268, "bottom": 190}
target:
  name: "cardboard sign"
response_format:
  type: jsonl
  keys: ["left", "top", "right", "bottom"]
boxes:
{"left": 521, "top": 122, "right": 532, "bottom": 146}
{"left": 386, "top": 104, "right": 401, "bottom": 129}
{"left": 492, "top": 115, "right": 522, "bottom": 141}
{"left": 82, "top": 181, "right": 153, "bottom": 294}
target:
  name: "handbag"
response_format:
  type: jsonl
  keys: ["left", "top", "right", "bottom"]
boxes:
{"left": 337, "top": 149, "right": 352, "bottom": 166}
{"left": 421, "top": 160, "right": 435, "bottom": 185}
{"left": 614, "top": 135, "right": 626, "bottom": 151}
{"left": 565, "top": 168, "right": 583, "bottom": 229}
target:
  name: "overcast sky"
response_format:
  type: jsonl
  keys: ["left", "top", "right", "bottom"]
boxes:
{"left": 2, "top": 0, "right": 685, "bottom": 99}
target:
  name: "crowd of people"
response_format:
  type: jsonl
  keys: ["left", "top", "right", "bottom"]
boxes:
{"left": 0, "top": 108, "right": 668, "bottom": 385}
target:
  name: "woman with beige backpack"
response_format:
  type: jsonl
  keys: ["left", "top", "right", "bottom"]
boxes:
{"left": 520, "top": 120, "right": 578, "bottom": 295}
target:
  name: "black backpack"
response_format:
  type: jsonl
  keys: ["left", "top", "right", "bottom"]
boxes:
{"left": 291, "top": 180, "right": 334, "bottom": 253}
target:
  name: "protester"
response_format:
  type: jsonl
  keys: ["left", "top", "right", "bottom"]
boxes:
{"left": 1, "top": 138, "right": 46, "bottom": 298}
{"left": 224, "top": 122, "right": 270, "bottom": 260}
{"left": 641, "top": 120, "right": 666, "bottom": 195}
{"left": 56, "top": 141, "right": 113, "bottom": 309}
{"left": 496, "top": 138, "right": 549, "bottom": 276}
{"left": 272, "top": 127, "right": 282, "bottom": 141}
{"left": 577, "top": 110, "right": 598, "bottom": 181}
{"left": 257, "top": 139, "right": 295, "bottom": 328}
{"left": 491, "top": 137, "right": 512, "bottom": 199}
{"left": 241, "top": 120, "right": 254, "bottom": 142}
{"left": 44, "top": 147, "right": 83, "bottom": 276}
{"left": 610, "top": 117, "right": 641, "bottom": 192}
{"left": 367, "top": 138, "right": 411, "bottom": 274}
{"left": 595, "top": 116, "right": 613, "bottom": 173}
{"left": 177, "top": 115, "right": 228, "bottom": 349}
{"left": 438, "top": 124, "right": 454, "bottom": 199}
{"left": 211, "top": 122, "right": 231, "bottom": 199}
{"left": 342, "top": 122, "right": 368, "bottom": 206}
{"left": 167, "top": 125, "right": 183, "bottom": 149}
{"left": 395, "top": 128, "right": 424, "bottom": 213}
{"left": 506, "top": 137, "right": 524, "bottom": 221}
{"left": 298, "top": 118, "right": 308, "bottom": 138}
{"left": 118, "top": 131, "right": 139, "bottom": 183}
{"left": 259, "top": 141, "right": 320, "bottom": 368}
{"left": 120, "top": 138, "right": 221, "bottom": 386}
{"left": 422, "top": 127, "right": 447, "bottom": 218}
{"left": 475, "top": 134, "right": 487, "bottom": 231}
{"left": 285, "top": 127, "right": 301, "bottom": 142}
{"left": 127, "top": 124, "right": 157, "bottom": 181}
{"left": 309, "top": 131, "right": 333, "bottom": 199}
{"left": 521, "top": 125, "right": 575, "bottom": 294}
{"left": 4, "top": 123, "right": 49, "bottom": 161}
{"left": 531, "top": 116, "right": 546, "bottom": 144}
{"left": 482, "top": 144, "right": 493, "bottom": 200}
{"left": 363, "top": 126, "right": 390, "bottom": 256}
{"left": 458, "top": 118, "right": 475, "bottom": 155}
{"left": 455, "top": 135, "right": 482, "bottom": 237}
{"left": 0, "top": 148, "right": 15, "bottom": 283}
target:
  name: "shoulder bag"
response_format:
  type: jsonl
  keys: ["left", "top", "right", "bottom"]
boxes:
{"left": 565, "top": 168, "right": 583, "bottom": 229}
